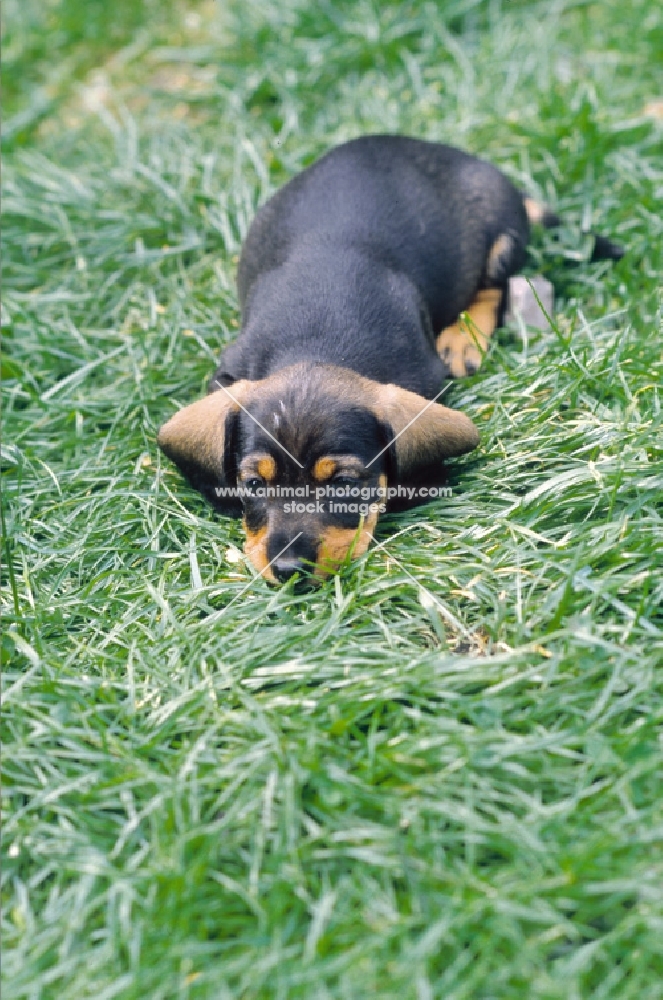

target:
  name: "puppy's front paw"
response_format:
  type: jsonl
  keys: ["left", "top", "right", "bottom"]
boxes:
{"left": 436, "top": 288, "right": 502, "bottom": 377}
{"left": 436, "top": 325, "right": 487, "bottom": 377}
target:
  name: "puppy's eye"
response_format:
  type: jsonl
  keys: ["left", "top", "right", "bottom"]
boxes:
{"left": 244, "top": 477, "right": 264, "bottom": 494}
{"left": 332, "top": 473, "right": 361, "bottom": 487}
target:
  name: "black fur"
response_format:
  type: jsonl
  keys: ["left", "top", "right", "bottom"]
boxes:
{"left": 211, "top": 135, "right": 530, "bottom": 399}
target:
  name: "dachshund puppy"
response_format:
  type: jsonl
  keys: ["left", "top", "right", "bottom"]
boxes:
{"left": 158, "top": 135, "right": 622, "bottom": 582}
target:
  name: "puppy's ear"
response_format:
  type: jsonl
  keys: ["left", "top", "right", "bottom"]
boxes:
{"left": 157, "top": 381, "right": 252, "bottom": 510}
{"left": 371, "top": 384, "right": 479, "bottom": 484}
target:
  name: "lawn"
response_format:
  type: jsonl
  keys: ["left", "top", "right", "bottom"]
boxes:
{"left": 2, "top": 0, "right": 662, "bottom": 997}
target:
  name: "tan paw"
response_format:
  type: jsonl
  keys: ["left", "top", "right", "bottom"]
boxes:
{"left": 436, "top": 288, "right": 502, "bottom": 377}
{"left": 436, "top": 324, "right": 488, "bottom": 377}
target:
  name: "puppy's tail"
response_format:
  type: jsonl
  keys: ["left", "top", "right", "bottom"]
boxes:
{"left": 523, "top": 196, "right": 625, "bottom": 262}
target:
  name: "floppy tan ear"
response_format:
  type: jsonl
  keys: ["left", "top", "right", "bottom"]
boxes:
{"left": 371, "top": 383, "right": 479, "bottom": 482}
{"left": 157, "top": 381, "right": 252, "bottom": 508}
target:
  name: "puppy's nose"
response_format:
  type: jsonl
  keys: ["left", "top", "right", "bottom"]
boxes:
{"left": 272, "top": 557, "right": 307, "bottom": 583}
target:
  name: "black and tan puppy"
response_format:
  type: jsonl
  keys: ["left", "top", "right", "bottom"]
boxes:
{"left": 158, "top": 135, "right": 622, "bottom": 582}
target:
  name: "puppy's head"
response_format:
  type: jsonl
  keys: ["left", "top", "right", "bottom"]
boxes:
{"left": 158, "top": 363, "right": 479, "bottom": 583}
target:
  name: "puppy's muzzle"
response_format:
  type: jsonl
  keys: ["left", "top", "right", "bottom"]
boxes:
{"left": 269, "top": 534, "right": 319, "bottom": 583}
{"left": 272, "top": 556, "right": 308, "bottom": 583}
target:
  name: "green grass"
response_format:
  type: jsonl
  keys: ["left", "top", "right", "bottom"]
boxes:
{"left": 2, "top": 0, "right": 663, "bottom": 997}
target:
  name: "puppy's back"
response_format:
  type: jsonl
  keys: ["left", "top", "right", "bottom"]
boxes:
{"left": 238, "top": 135, "right": 529, "bottom": 331}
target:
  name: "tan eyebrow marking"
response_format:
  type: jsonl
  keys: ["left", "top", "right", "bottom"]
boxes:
{"left": 312, "top": 455, "right": 367, "bottom": 481}
{"left": 257, "top": 456, "right": 277, "bottom": 481}
{"left": 312, "top": 457, "right": 338, "bottom": 481}
{"left": 239, "top": 454, "right": 277, "bottom": 482}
